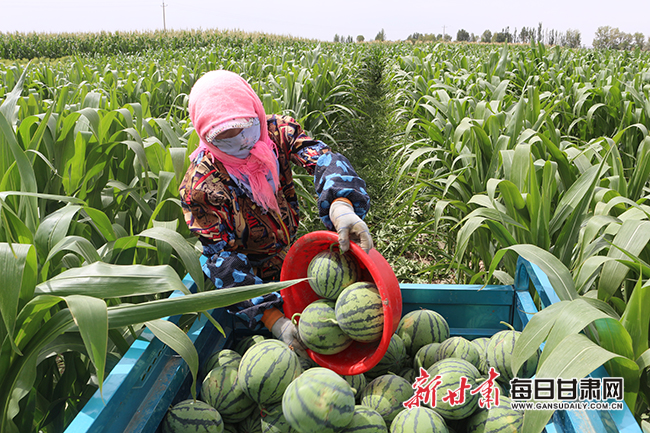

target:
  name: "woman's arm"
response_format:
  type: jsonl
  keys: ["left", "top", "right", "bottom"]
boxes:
{"left": 269, "top": 115, "right": 371, "bottom": 234}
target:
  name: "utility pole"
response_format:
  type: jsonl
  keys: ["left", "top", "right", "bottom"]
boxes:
{"left": 161, "top": 2, "right": 167, "bottom": 31}
{"left": 443, "top": 25, "right": 446, "bottom": 41}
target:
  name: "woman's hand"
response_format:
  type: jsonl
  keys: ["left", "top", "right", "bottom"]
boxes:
{"left": 271, "top": 317, "right": 309, "bottom": 358}
{"left": 329, "top": 199, "right": 373, "bottom": 253}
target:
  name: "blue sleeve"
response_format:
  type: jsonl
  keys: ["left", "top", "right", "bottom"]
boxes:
{"left": 202, "top": 243, "right": 282, "bottom": 330}
{"left": 313, "top": 152, "right": 371, "bottom": 229}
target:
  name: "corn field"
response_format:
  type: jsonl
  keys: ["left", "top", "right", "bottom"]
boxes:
{"left": 2, "top": 31, "right": 650, "bottom": 432}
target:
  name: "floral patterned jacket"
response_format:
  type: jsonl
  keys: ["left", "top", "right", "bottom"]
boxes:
{"left": 179, "top": 114, "right": 370, "bottom": 327}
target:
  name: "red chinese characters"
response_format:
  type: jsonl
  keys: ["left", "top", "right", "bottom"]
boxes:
{"left": 403, "top": 366, "right": 501, "bottom": 410}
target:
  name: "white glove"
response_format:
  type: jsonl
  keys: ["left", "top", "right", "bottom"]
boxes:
{"left": 329, "top": 199, "right": 373, "bottom": 253}
{"left": 271, "top": 316, "right": 309, "bottom": 358}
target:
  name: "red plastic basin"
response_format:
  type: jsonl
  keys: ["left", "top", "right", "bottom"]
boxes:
{"left": 280, "top": 230, "right": 402, "bottom": 375}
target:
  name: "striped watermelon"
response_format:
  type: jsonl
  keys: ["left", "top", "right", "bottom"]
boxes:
{"left": 335, "top": 282, "right": 384, "bottom": 343}
{"left": 162, "top": 399, "right": 224, "bottom": 433}
{"left": 426, "top": 358, "right": 481, "bottom": 420}
{"left": 486, "top": 330, "right": 539, "bottom": 383}
{"left": 365, "top": 334, "right": 410, "bottom": 379}
{"left": 203, "top": 349, "right": 242, "bottom": 375}
{"left": 396, "top": 310, "right": 450, "bottom": 357}
{"left": 260, "top": 402, "right": 297, "bottom": 433}
{"left": 341, "top": 373, "right": 367, "bottom": 401}
{"left": 234, "top": 335, "right": 266, "bottom": 356}
{"left": 471, "top": 338, "right": 490, "bottom": 375}
{"left": 413, "top": 343, "right": 441, "bottom": 371}
{"left": 466, "top": 396, "right": 523, "bottom": 433}
{"left": 360, "top": 374, "right": 414, "bottom": 424}
{"left": 306, "top": 246, "right": 360, "bottom": 300}
{"left": 297, "top": 299, "right": 353, "bottom": 355}
{"left": 237, "top": 410, "right": 262, "bottom": 433}
{"left": 237, "top": 340, "right": 302, "bottom": 406}
{"left": 298, "top": 355, "right": 317, "bottom": 372}
{"left": 398, "top": 367, "right": 417, "bottom": 384}
{"left": 389, "top": 406, "right": 448, "bottom": 433}
{"left": 339, "top": 405, "right": 388, "bottom": 433}
{"left": 223, "top": 424, "right": 238, "bottom": 433}
{"left": 434, "top": 336, "right": 480, "bottom": 368}
{"left": 200, "top": 365, "right": 256, "bottom": 424}
{"left": 282, "top": 367, "right": 356, "bottom": 433}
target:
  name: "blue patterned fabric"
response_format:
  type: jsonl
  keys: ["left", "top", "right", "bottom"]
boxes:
{"left": 203, "top": 251, "right": 282, "bottom": 329}
{"left": 314, "top": 152, "right": 370, "bottom": 229}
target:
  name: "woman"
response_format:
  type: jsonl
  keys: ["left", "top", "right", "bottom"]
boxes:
{"left": 179, "top": 70, "right": 372, "bottom": 356}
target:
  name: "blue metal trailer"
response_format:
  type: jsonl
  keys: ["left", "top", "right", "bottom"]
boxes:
{"left": 64, "top": 257, "right": 643, "bottom": 433}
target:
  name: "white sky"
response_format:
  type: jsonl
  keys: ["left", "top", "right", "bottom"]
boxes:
{"left": 1, "top": 0, "right": 648, "bottom": 48}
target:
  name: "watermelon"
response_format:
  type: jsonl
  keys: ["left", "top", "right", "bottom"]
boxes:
{"left": 162, "top": 399, "right": 224, "bottom": 433}
{"left": 396, "top": 310, "right": 450, "bottom": 357}
{"left": 306, "top": 246, "right": 360, "bottom": 300}
{"left": 341, "top": 373, "right": 367, "bottom": 401}
{"left": 413, "top": 343, "right": 441, "bottom": 371}
{"left": 365, "top": 334, "right": 410, "bottom": 379}
{"left": 237, "top": 410, "right": 262, "bottom": 433}
{"left": 471, "top": 338, "right": 490, "bottom": 376}
{"left": 426, "top": 358, "right": 481, "bottom": 420}
{"left": 282, "top": 367, "right": 356, "bottom": 433}
{"left": 485, "top": 330, "right": 539, "bottom": 383}
{"left": 200, "top": 365, "right": 256, "bottom": 424}
{"left": 465, "top": 396, "right": 523, "bottom": 433}
{"left": 296, "top": 299, "right": 353, "bottom": 355}
{"left": 234, "top": 335, "right": 266, "bottom": 356}
{"left": 203, "top": 349, "right": 242, "bottom": 376}
{"left": 260, "top": 402, "right": 297, "bottom": 433}
{"left": 339, "top": 405, "right": 388, "bottom": 433}
{"left": 360, "top": 374, "right": 414, "bottom": 424}
{"left": 298, "top": 355, "right": 317, "bottom": 372}
{"left": 223, "top": 424, "right": 238, "bottom": 433}
{"left": 237, "top": 340, "right": 302, "bottom": 406}
{"left": 389, "top": 406, "right": 448, "bottom": 433}
{"left": 335, "top": 281, "right": 384, "bottom": 343}
{"left": 434, "top": 336, "right": 480, "bottom": 368}
{"left": 398, "top": 367, "right": 417, "bottom": 384}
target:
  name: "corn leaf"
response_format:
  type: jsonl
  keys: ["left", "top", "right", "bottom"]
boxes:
{"left": 138, "top": 227, "right": 204, "bottom": 292}
{"left": 537, "top": 298, "right": 613, "bottom": 367}
{"left": 34, "top": 262, "right": 190, "bottom": 297}
{"left": 145, "top": 319, "right": 199, "bottom": 400}
{"left": 488, "top": 244, "right": 577, "bottom": 301}
{"left": 0, "top": 243, "right": 36, "bottom": 355}
{"left": 598, "top": 220, "right": 650, "bottom": 301}
{"left": 620, "top": 274, "right": 650, "bottom": 360}
{"left": 64, "top": 295, "right": 108, "bottom": 394}
{"left": 512, "top": 301, "right": 569, "bottom": 376}
{"left": 522, "top": 333, "right": 638, "bottom": 433}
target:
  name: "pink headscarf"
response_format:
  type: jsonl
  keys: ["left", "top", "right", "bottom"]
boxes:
{"left": 188, "top": 70, "right": 281, "bottom": 214}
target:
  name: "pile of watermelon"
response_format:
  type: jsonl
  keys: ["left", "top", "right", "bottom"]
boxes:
{"left": 162, "top": 305, "right": 538, "bottom": 433}
{"left": 162, "top": 245, "right": 539, "bottom": 432}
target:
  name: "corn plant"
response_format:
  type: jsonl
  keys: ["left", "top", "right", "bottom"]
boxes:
{"left": 383, "top": 42, "right": 650, "bottom": 428}
{"left": 0, "top": 62, "right": 304, "bottom": 433}
{"left": 0, "top": 37, "right": 380, "bottom": 432}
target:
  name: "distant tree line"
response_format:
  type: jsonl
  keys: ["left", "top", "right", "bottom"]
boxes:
{"left": 333, "top": 34, "right": 364, "bottom": 43}
{"left": 592, "top": 26, "right": 648, "bottom": 50}
{"left": 334, "top": 23, "right": 650, "bottom": 51}
{"left": 455, "top": 23, "right": 583, "bottom": 48}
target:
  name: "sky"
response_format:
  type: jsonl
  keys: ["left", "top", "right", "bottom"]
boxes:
{"left": 1, "top": 0, "right": 648, "bottom": 48}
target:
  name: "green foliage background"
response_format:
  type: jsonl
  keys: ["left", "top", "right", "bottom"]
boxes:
{"left": 1, "top": 30, "right": 650, "bottom": 432}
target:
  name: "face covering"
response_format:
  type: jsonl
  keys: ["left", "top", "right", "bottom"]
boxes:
{"left": 188, "top": 70, "right": 281, "bottom": 215}
{"left": 208, "top": 120, "right": 261, "bottom": 159}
